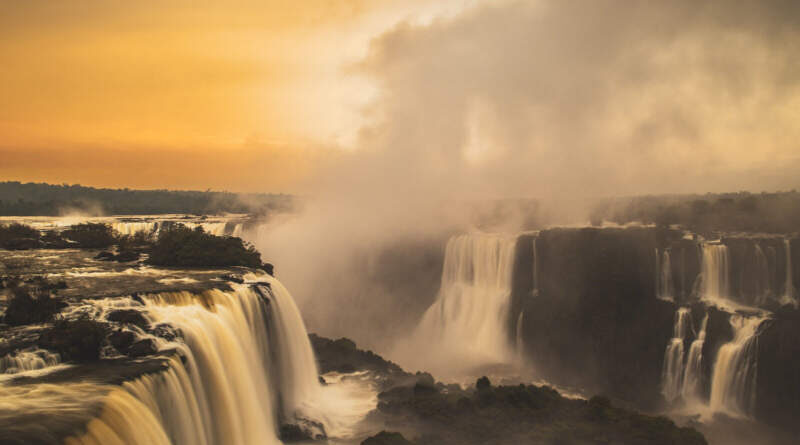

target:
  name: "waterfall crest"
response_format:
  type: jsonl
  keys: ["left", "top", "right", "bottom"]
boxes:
{"left": 65, "top": 278, "right": 327, "bottom": 445}
{"left": 0, "top": 348, "right": 60, "bottom": 375}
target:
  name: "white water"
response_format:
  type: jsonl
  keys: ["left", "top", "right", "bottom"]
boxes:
{"left": 184, "top": 222, "right": 227, "bottom": 236}
{"left": 753, "top": 244, "right": 771, "bottom": 305}
{"left": 656, "top": 248, "right": 675, "bottom": 302}
{"left": 708, "top": 315, "right": 766, "bottom": 417}
{"left": 780, "top": 239, "right": 797, "bottom": 307}
{"left": 701, "top": 244, "right": 730, "bottom": 304}
{"left": 532, "top": 237, "right": 539, "bottom": 296}
{"left": 112, "top": 221, "right": 159, "bottom": 236}
{"left": 398, "top": 233, "right": 518, "bottom": 377}
{"left": 60, "top": 276, "right": 374, "bottom": 445}
{"left": 662, "top": 308, "right": 691, "bottom": 402}
{"left": 682, "top": 314, "right": 708, "bottom": 401}
{"left": 0, "top": 348, "right": 60, "bottom": 374}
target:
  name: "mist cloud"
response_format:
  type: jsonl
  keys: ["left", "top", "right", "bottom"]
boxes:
{"left": 255, "top": 0, "right": 800, "bottom": 349}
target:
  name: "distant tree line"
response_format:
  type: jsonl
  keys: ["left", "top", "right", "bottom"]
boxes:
{"left": 591, "top": 191, "right": 800, "bottom": 234}
{"left": 0, "top": 181, "right": 294, "bottom": 216}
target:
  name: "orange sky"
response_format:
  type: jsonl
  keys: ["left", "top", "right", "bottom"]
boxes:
{"left": 0, "top": 0, "right": 474, "bottom": 192}
{"left": 2, "top": 1, "right": 798, "bottom": 195}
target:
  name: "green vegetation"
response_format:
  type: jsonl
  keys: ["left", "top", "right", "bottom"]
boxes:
{"left": 147, "top": 224, "right": 263, "bottom": 268}
{"left": 591, "top": 191, "right": 800, "bottom": 234}
{"left": 0, "top": 223, "right": 41, "bottom": 249}
{"left": 0, "top": 181, "right": 293, "bottom": 216}
{"left": 61, "top": 222, "right": 116, "bottom": 248}
{"left": 3, "top": 288, "right": 67, "bottom": 326}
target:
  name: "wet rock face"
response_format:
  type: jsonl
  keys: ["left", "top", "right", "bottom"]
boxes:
{"left": 517, "top": 227, "right": 674, "bottom": 409}
{"left": 106, "top": 309, "right": 149, "bottom": 330}
{"left": 755, "top": 309, "right": 800, "bottom": 433}
{"left": 38, "top": 319, "right": 109, "bottom": 363}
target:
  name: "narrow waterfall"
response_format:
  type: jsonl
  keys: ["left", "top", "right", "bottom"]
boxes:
{"left": 232, "top": 223, "right": 244, "bottom": 238}
{"left": 403, "top": 233, "right": 518, "bottom": 376}
{"left": 65, "top": 278, "right": 327, "bottom": 445}
{"left": 682, "top": 314, "right": 708, "bottom": 401}
{"left": 0, "top": 348, "right": 60, "bottom": 374}
{"left": 662, "top": 308, "right": 691, "bottom": 402}
{"left": 709, "top": 315, "right": 766, "bottom": 416}
{"left": 515, "top": 312, "right": 525, "bottom": 360}
{"left": 780, "top": 239, "right": 797, "bottom": 307}
{"left": 753, "top": 244, "right": 771, "bottom": 305}
{"left": 532, "top": 237, "right": 539, "bottom": 296}
{"left": 656, "top": 249, "right": 675, "bottom": 302}
{"left": 701, "top": 244, "right": 730, "bottom": 304}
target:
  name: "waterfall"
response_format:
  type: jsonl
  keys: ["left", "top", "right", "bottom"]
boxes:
{"left": 681, "top": 314, "right": 708, "bottom": 401}
{"left": 257, "top": 276, "right": 322, "bottom": 424}
{"left": 232, "top": 223, "right": 244, "bottom": 238}
{"left": 709, "top": 314, "right": 765, "bottom": 416}
{"left": 65, "top": 277, "right": 328, "bottom": 445}
{"left": 184, "top": 223, "right": 227, "bottom": 236}
{"left": 0, "top": 348, "right": 60, "bottom": 374}
{"left": 402, "top": 233, "right": 518, "bottom": 376}
{"left": 515, "top": 312, "right": 525, "bottom": 360}
{"left": 532, "top": 237, "right": 539, "bottom": 296}
{"left": 753, "top": 244, "right": 771, "bottom": 305}
{"left": 656, "top": 248, "right": 675, "bottom": 302}
{"left": 780, "top": 239, "right": 797, "bottom": 307}
{"left": 112, "top": 221, "right": 159, "bottom": 236}
{"left": 701, "top": 244, "right": 730, "bottom": 305}
{"left": 661, "top": 308, "right": 691, "bottom": 402}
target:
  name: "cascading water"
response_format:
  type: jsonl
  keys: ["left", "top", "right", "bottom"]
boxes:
{"left": 662, "top": 308, "right": 691, "bottom": 402}
{"left": 709, "top": 314, "right": 766, "bottom": 416}
{"left": 64, "top": 276, "right": 333, "bottom": 445}
{"left": 681, "top": 314, "right": 708, "bottom": 401}
{"left": 701, "top": 244, "right": 730, "bottom": 306}
{"left": 111, "top": 222, "right": 159, "bottom": 236}
{"left": 780, "top": 239, "right": 797, "bottom": 307}
{"left": 656, "top": 248, "right": 675, "bottom": 302}
{"left": 400, "top": 233, "right": 518, "bottom": 377}
{"left": 0, "top": 348, "right": 60, "bottom": 374}
{"left": 532, "top": 237, "right": 539, "bottom": 296}
{"left": 753, "top": 243, "right": 771, "bottom": 305}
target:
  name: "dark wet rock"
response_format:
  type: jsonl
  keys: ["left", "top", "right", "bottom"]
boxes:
{"left": 127, "top": 339, "right": 157, "bottom": 358}
{"left": 221, "top": 273, "right": 245, "bottom": 284}
{"left": 361, "top": 431, "right": 414, "bottom": 445}
{"left": 755, "top": 309, "right": 800, "bottom": 433}
{"left": 114, "top": 249, "right": 140, "bottom": 262}
{"left": 1, "top": 237, "right": 42, "bottom": 250}
{"left": 309, "top": 334, "right": 405, "bottom": 376}
{"left": 108, "top": 329, "right": 135, "bottom": 354}
{"left": 151, "top": 323, "right": 180, "bottom": 341}
{"left": 279, "top": 424, "right": 313, "bottom": 442}
{"left": 261, "top": 262, "right": 274, "bottom": 276}
{"left": 107, "top": 309, "right": 149, "bottom": 329}
{"left": 38, "top": 319, "right": 109, "bottom": 363}
{"left": 3, "top": 289, "right": 66, "bottom": 326}
{"left": 95, "top": 251, "right": 115, "bottom": 260}
{"left": 279, "top": 417, "right": 326, "bottom": 442}
{"left": 373, "top": 377, "right": 707, "bottom": 445}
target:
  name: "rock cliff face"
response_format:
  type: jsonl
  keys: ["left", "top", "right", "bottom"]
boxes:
{"left": 505, "top": 227, "right": 800, "bottom": 433}
{"left": 513, "top": 228, "right": 675, "bottom": 408}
